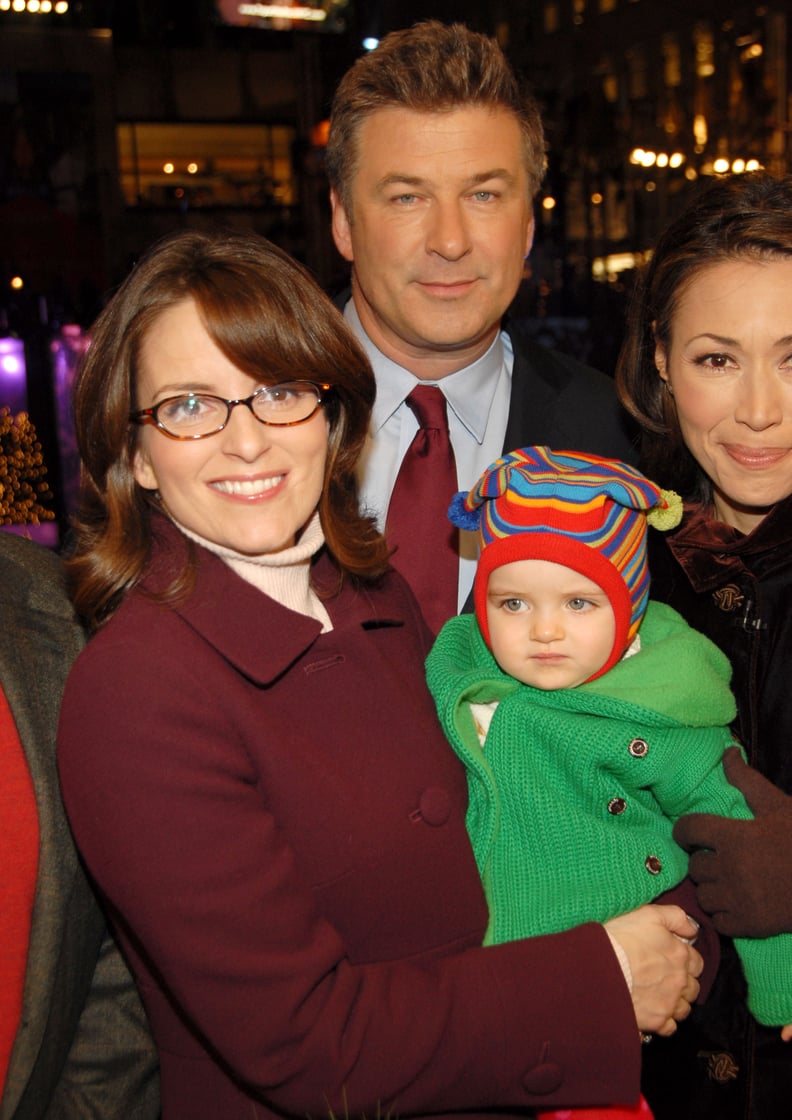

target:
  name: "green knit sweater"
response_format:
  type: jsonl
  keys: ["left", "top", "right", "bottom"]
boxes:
{"left": 426, "top": 600, "right": 792, "bottom": 1026}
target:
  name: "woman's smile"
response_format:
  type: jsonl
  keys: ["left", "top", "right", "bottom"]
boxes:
{"left": 209, "top": 473, "right": 287, "bottom": 498}
{"left": 722, "top": 444, "right": 791, "bottom": 469}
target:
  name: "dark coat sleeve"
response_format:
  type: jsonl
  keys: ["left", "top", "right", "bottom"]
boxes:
{"left": 0, "top": 534, "right": 159, "bottom": 1120}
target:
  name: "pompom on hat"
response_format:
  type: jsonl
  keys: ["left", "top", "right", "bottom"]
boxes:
{"left": 451, "top": 446, "right": 682, "bottom": 681}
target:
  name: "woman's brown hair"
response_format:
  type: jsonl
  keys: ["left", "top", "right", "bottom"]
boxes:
{"left": 616, "top": 171, "right": 792, "bottom": 502}
{"left": 68, "top": 229, "right": 389, "bottom": 629}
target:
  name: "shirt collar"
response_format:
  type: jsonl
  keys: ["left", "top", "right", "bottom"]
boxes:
{"left": 343, "top": 298, "right": 508, "bottom": 445}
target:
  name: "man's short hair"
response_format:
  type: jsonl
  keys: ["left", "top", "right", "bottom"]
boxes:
{"left": 326, "top": 20, "right": 547, "bottom": 216}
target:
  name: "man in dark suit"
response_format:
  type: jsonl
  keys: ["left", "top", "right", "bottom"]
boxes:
{"left": 326, "top": 21, "right": 634, "bottom": 618}
{"left": 0, "top": 532, "right": 159, "bottom": 1119}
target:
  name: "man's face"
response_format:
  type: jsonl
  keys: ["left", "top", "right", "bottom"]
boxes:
{"left": 331, "top": 105, "right": 535, "bottom": 380}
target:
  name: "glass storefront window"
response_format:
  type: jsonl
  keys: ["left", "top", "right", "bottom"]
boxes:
{"left": 116, "top": 121, "right": 296, "bottom": 209}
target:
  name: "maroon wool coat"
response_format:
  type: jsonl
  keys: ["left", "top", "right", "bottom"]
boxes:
{"left": 58, "top": 519, "right": 642, "bottom": 1120}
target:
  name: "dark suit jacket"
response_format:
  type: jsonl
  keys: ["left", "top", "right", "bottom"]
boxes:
{"left": 59, "top": 520, "right": 642, "bottom": 1119}
{"left": 0, "top": 532, "right": 159, "bottom": 1120}
{"left": 501, "top": 318, "right": 636, "bottom": 462}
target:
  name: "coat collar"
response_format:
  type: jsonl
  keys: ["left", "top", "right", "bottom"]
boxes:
{"left": 143, "top": 518, "right": 404, "bottom": 685}
{"left": 665, "top": 493, "right": 792, "bottom": 592}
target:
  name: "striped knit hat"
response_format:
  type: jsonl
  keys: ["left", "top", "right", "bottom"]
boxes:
{"left": 450, "top": 446, "right": 682, "bottom": 680}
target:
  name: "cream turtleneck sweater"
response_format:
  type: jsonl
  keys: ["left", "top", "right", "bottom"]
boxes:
{"left": 173, "top": 510, "right": 333, "bottom": 633}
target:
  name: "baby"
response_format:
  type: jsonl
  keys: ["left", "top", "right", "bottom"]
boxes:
{"left": 426, "top": 447, "right": 792, "bottom": 1120}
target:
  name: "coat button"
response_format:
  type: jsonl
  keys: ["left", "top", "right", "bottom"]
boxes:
{"left": 628, "top": 738, "right": 649, "bottom": 758}
{"left": 608, "top": 797, "right": 627, "bottom": 815}
{"left": 645, "top": 855, "right": 663, "bottom": 875}
{"left": 417, "top": 787, "right": 452, "bottom": 826}
{"left": 706, "top": 1051, "right": 739, "bottom": 1083}
{"left": 521, "top": 1061, "right": 563, "bottom": 1094}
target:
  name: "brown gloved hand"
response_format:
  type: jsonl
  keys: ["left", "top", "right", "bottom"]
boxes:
{"left": 673, "top": 747, "right": 792, "bottom": 938}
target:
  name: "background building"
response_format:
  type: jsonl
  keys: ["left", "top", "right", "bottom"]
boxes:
{"left": 0, "top": 0, "right": 790, "bottom": 529}
{"left": 507, "top": 0, "right": 789, "bottom": 366}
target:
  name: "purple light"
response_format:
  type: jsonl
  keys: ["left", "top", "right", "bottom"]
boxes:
{"left": 51, "top": 324, "right": 90, "bottom": 515}
{"left": 0, "top": 337, "right": 28, "bottom": 414}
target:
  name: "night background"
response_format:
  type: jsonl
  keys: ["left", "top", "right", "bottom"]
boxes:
{"left": 0, "top": 0, "right": 788, "bottom": 537}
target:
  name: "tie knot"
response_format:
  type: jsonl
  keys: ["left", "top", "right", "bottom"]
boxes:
{"left": 406, "top": 385, "right": 448, "bottom": 432}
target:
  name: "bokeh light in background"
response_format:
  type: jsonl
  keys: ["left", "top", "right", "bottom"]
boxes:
{"left": 0, "top": 337, "right": 28, "bottom": 415}
{"left": 50, "top": 323, "right": 89, "bottom": 515}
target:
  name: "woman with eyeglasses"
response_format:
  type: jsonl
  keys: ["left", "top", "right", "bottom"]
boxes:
{"left": 56, "top": 230, "right": 703, "bottom": 1120}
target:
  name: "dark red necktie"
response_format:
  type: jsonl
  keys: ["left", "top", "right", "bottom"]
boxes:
{"left": 386, "top": 385, "right": 458, "bottom": 635}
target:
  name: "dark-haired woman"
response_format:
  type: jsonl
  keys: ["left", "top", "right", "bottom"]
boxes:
{"left": 617, "top": 170, "right": 792, "bottom": 1120}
